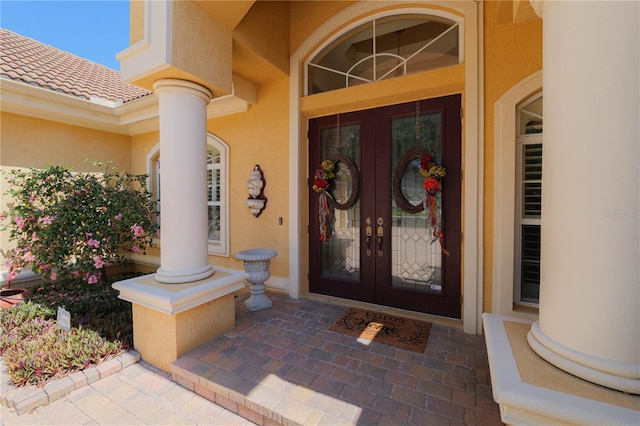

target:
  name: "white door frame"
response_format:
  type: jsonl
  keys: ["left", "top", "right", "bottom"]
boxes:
{"left": 288, "top": 1, "right": 484, "bottom": 334}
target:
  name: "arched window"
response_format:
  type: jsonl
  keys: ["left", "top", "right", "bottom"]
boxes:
{"left": 307, "top": 13, "right": 461, "bottom": 95}
{"left": 206, "top": 138, "right": 229, "bottom": 256}
{"left": 492, "top": 71, "right": 542, "bottom": 319}
{"left": 515, "top": 94, "right": 543, "bottom": 306}
{"left": 148, "top": 133, "right": 229, "bottom": 256}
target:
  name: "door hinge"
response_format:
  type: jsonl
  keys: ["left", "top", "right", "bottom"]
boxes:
{"left": 460, "top": 233, "right": 463, "bottom": 243}
{"left": 460, "top": 294, "right": 464, "bottom": 306}
{"left": 460, "top": 107, "right": 463, "bottom": 121}
{"left": 460, "top": 170, "right": 463, "bottom": 181}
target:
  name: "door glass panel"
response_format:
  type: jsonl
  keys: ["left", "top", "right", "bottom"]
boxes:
{"left": 391, "top": 113, "right": 443, "bottom": 293}
{"left": 320, "top": 123, "right": 361, "bottom": 282}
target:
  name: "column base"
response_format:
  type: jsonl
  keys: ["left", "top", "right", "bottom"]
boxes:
{"left": 528, "top": 321, "right": 640, "bottom": 394}
{"left": 155, "top": 264, "right": 215, "bottom": 284}
{"left": 483, "top": 314, "right": 640, "bottom": 425}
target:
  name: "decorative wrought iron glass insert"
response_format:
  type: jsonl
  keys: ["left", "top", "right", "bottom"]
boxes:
{"left": 320, "top": 123, "right": 361, "bottom": 282}
{"left": 390, "top": 112, "right": 443, "bottom": 294}
{"left": 307, "top": 14, "right": 460, "bottom": 95}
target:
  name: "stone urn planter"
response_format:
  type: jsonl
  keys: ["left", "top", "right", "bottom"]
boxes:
{"left": 0, "top": 288, "right": 31, "bottom": 309}
{"left": 236, "top": 248, "right": 277, "bottom": 311}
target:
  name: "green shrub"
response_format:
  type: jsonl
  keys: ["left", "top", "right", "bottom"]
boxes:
{"left": 30, "top": 273, "right": 135, "bottom": 348}
{"left": 1, "top": 163, "right": 157, "bottom": 285}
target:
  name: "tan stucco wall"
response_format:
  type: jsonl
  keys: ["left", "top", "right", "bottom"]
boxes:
{"left": 131, "top": 293, "right": 235, "bottom": 372}
{"left": 129, "top": 77, "right": 290, "bottom": 278}
{"left": 1, "top": 112, "right": 131, "bottom": 170}
{"left": 482, "top": 2, "right": 542, "bottom": 312}
{"left": 208, "top": 77, "right": 290, "bottom": 277}
{"left": 289, "top": 1, "right": 356, "bottom": 54}
{"left": 235, "top": 1, "right": 290, "bottom": 76}
{"left": 171, "top": 0, "right": 233, "bottom": 95}
{"left": 0, "top": 112, "right": 132, "bottom": 266}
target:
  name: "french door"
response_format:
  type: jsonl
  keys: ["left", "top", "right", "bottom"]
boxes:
{"left": 309, "top": 95, "right": 461, "bottom": 318}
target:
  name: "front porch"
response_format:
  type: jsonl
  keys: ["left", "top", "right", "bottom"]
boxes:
{"left": 169, "top": 292, "right": 502, "bottom": 426}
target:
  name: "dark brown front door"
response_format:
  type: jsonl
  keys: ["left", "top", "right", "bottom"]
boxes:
{"left": 309, "top": 95, "right": 462, "bottom": 318}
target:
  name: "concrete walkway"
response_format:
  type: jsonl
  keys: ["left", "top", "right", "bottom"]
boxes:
{"left": 0, "top": 361, "right": 255, "bottom": 425}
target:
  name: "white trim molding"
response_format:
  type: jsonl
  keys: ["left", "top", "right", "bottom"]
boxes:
{"left": 492, "top": 70, "right": 542, "bottom": 320}
{"left": 112, "top": 267, "right": 246, "bottom": 315}
{"left": 116, "top": 0, "right": 173, "bottom": 87}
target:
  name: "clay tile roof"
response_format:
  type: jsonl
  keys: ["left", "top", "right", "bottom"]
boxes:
{"left": 0, "top": 28, "right": 151, "bottom": 104}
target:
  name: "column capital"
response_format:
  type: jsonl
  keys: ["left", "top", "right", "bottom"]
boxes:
{"left": 153, "top": 78, "right": 212, "bottom": 103}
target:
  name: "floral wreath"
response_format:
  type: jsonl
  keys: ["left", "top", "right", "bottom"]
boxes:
{"left": 419, "top": 154, "right": 449, "bottom": 256}
{"left": 312, "top": 160, "right": 335, "bottom": 241}
{"left": 312, "top": 160, "right": 335, "bottom": 194}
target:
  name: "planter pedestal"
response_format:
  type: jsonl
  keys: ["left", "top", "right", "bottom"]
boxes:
{"left": 112, "top": 268, "right": 246, "bottom": 372}
{"left": 236, "top": 249, "right": 277, "bottom": 312}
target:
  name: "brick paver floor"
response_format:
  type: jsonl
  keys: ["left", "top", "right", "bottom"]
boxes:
{"left": 171, "top": 293, "right": 504, "bottom": 425}
{"left": 1, "top": 292, "right": 503, "bottom": 425}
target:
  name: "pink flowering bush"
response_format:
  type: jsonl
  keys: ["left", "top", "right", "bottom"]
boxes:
{"left": 1, "top": 163, "right": 158, "bottom": 285}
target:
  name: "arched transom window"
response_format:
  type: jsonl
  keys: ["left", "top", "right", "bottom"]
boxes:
{"left": 307, "top": 13, "right": 460, "bottom": 95}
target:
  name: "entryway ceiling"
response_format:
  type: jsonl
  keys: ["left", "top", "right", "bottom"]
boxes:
{"left": 193, "top": 0, "right": 255, "bottom": 30}
{"left": 195, "top": 0, "right": 290, "bottom": 86}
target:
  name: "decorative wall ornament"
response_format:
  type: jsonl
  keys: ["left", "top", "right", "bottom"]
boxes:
{"left": 246, "top": 164, "right": 267, "bottom": 217}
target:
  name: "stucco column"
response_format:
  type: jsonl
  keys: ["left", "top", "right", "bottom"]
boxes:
{"left": 527, "top": 1, "right": 639, "bottom": 394}
{"left": 153, "top": 79, "right": 214, "bottom": 283}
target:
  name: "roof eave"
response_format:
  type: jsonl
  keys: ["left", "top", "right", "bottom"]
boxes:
{"left": 0, "top": 78, "right": 158, "bottom": 136}
{"left": 0, "top": 77, "right": 256, "bottom": 136}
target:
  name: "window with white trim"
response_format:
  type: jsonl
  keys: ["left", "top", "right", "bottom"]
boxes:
{"left": 207, "top": 142, "right": 226, "bottom": 255}
{"left": 307, "top": 13, "right": 460, "bottom": 95}
{"left": 515, "top": 94, "right": 543, "bottom": 305}
{"left": 149, "top": 134, "right": 229, "bottom": 256}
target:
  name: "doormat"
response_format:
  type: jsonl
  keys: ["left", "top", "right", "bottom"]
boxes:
{"left": 329, "top": 307, "right": 431, "bottom": 353}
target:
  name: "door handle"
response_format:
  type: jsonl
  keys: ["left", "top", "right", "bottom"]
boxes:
{"left": 365, "top": 217, "right": 373, "bottom": 256}
{"left": 377, "top": 217, "right": 384, "bottom": 257}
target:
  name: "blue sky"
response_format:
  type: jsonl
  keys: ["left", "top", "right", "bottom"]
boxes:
{"left": 1, "top": 0, "right": 129, "bottom": 70}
